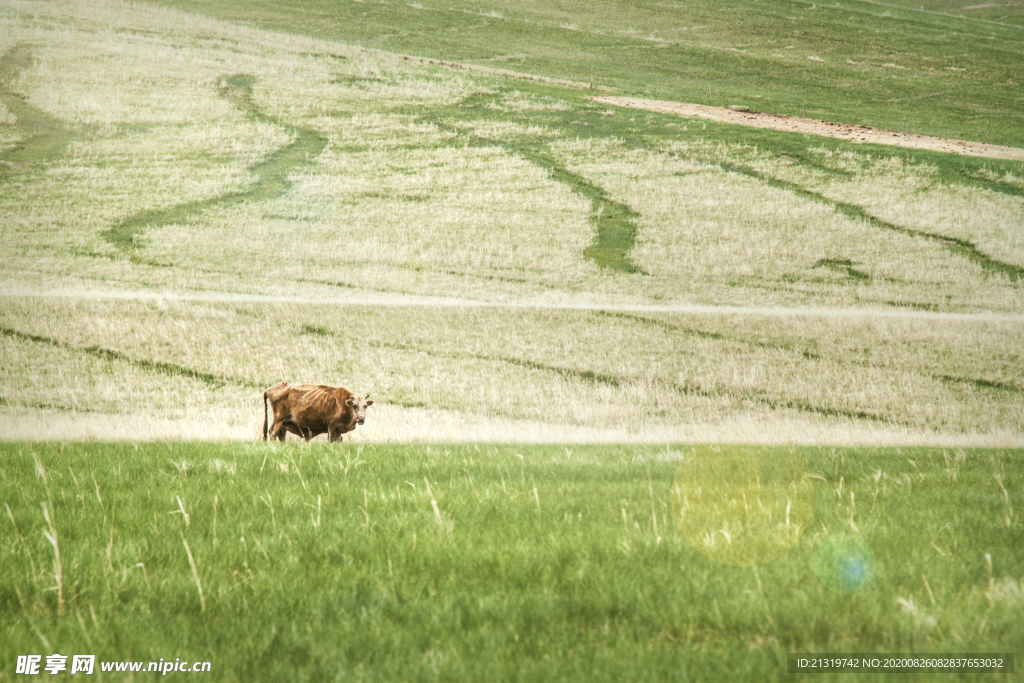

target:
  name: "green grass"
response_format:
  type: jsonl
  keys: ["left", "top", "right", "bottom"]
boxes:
{"left": 1, "top": 442, "right": 1021, "bottom": 681}
{"left": 152, "top": 0, "right": 1024, "bottom": 148}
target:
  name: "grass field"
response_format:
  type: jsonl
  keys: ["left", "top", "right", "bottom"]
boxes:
{"left": 2, "top": 0, "right": 1022, "bottom": 316}
{"left": 1, "top": 0, "right": 1022, "bottom": 678}
{"left": 1, "top": 442, "right": 1021, "bottom": 681}
{"left": 2, "top": 296, "right": 1023, "bottom": 445}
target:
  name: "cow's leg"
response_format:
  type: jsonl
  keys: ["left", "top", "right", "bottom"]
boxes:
{"left": 270, "top": 419, "right": 288, "bottom": 441}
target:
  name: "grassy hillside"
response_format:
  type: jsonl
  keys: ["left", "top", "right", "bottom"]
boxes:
{"left": 0, "top": 0, "right": 1021, "bottom": 444}
{"left": 2, "top": 1, "right": 1021, "bottom": 313}
{"left": 152, "top": 0, "right": 1024, "bottom": 148}
{"left": 2, "top": 442, "right": 1021, "bottom": 681}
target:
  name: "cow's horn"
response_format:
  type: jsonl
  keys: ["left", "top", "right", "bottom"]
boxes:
{"left": 365, "top": 393, "right": 371, "bottom": 399}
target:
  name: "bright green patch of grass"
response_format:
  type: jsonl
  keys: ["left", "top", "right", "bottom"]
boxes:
{"left": 1, "top": 443, "right": 1021, "bottom": 681}
{"left": 152, "top": 0, "right": 1024, "bottom": 148}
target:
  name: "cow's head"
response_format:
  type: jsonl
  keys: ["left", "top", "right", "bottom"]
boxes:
{"left": 345, "top": 393, "right": 374, "bottom": 426}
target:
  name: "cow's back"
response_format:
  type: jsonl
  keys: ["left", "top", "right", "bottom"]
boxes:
{"left": 286, "top": 384, "right": 351, "bottom": 430}
{"left": 264, "top": 382, "right": 358, "bottom": 441}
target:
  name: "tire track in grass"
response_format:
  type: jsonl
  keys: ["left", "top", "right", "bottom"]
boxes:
{"left": 584, "top": 106, "right": 1024, "bottom": 284}
{"left": 937, "top": 375, "right": 1023, "bottom": 393}
{"left": 592, "top": 310, "right": 821, "bottom": 358}
{"left": 600, "top": 311, "right": 1024, "bottom": 397}
{"left": 5, "top": 288, "right": 1021, "bottom": 321}
{"left": 308, "top": 326, "right": 900, "bottom": 424}
{"left": 0, "top": 326, "right": 259, "bottom": 389}
{"left": 0, "top": 45, "right": 83, "bottom": 174}
{"left": 303, "top": 325, "right": 624, "bottom": 387}
{"left": 102, "top": 74, "right": 328, "bottom": 259}
{"left": 719, "top": 162, "right": 1024, "bottom": 283}
{"left": 417, "top": 109, "right": 645, "bottom": 274}
{"left": 0, "top": 395, "right": 99, "bottom": 414}
{"left": 370, "top": 339, "right": 623, "bottom": 388}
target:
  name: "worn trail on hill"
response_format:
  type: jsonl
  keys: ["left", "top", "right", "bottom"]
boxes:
{"left": 593, "top": 96, "right": 1024, "bottom": 161}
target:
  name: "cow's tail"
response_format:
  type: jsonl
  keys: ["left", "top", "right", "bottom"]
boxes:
{"left": 263, "top": 391, "right": 269, "bottom": 441}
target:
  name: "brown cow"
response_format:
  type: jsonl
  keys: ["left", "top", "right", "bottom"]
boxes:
{"left": 263, "top": 382, "right": 373, "bottom": 442}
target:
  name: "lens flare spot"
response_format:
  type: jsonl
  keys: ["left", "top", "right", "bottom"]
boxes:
{"left": 814, "top": 533, "right": 876, "bottom": 594}
{"left": 672, "top": 446, "right": 813, "bottom": 566}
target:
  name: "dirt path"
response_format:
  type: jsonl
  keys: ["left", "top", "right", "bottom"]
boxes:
{"left": 593, "top": 96, "right": 1024, "bottom": 162}
{"left": 3, "top": 287, "right": 1022, "bottom": 322}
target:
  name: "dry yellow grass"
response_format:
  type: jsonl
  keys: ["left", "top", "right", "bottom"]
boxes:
{"left": 148, "top": 143, "right": 596, "bottom": 283}
{"left": 1, "top": 296, "right": 1020, "bottom": 445}
{"left": 549, "top": 137, "right": 1022, "bottom": 311}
